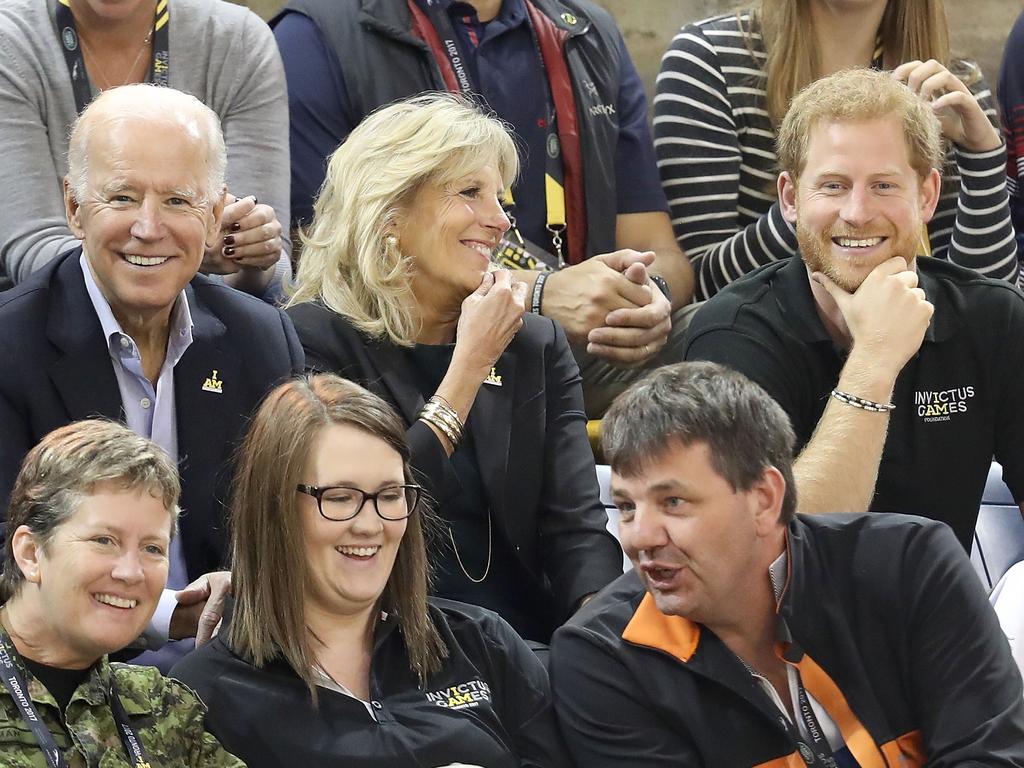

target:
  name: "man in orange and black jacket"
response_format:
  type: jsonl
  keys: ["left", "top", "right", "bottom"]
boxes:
{"left": 551, "top": 361, "right": 1024, "bottom": 767}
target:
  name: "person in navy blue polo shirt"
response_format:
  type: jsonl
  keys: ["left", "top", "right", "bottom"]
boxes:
{"left": 272, "top": 0, "right": 695, "bottom": 417}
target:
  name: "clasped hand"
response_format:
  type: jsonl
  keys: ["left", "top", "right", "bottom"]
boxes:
{"left": 543, "top": 250, "right": 671, "bottom": 366}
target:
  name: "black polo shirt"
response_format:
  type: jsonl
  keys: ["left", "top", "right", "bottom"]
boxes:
{"left": 683, "top": 256, "right": 1024, "bottom": 549}
{"left": 171, "top": 599, "right": 569, "bottom": 768}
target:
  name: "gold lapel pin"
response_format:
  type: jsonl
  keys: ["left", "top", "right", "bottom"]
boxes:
{"left": 202, "top": 370, "right": 223, "bottom": 394}
{"left": 483, "top": 367, "right": 502, "bottom": 387}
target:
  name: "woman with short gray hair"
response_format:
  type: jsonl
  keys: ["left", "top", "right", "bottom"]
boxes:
{"left": 0, "top": 419, "right": 244, "bottom": 767}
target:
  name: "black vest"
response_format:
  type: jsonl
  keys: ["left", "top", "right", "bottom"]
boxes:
{"left": 271, "top": 0, "right": 622, "bottom": 260}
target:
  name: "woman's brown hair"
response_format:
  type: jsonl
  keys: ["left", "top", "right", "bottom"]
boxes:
{"left": 228, "top": 374, "right": 445, "bottom": 700}
{"left": 752, "top": 0, "right": 951, "bottom": 126}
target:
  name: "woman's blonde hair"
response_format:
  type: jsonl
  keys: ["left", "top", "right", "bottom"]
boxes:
{"left": 288, "top": 93, "right": 519, "bottom": 346}
{"left": 228, "top": 374, "right": 445, "bottom": 702}
{"left": 752, "top": 0, "right": 951, "bottom": 126}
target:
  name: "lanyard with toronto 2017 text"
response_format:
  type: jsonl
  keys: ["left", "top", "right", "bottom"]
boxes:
{"left": 0, "top": 632, "right": 151, "bottom": 768}
{"left": 788, "top": 673, "right": 841, "bottom": 767}
{"left": 54, "top": 0, "right": 171, "bottom": 116}
{"left": 422, "top": 0, "right": 568, "bottom": 269}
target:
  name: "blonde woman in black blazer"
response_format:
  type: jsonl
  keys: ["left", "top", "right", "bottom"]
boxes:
{"left": 286, "top": 93, "right": 622, "bottom": 643}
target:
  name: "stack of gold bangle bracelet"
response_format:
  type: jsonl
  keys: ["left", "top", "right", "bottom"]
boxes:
{"left": 419, "top": 395, "right": 465, "bottom": 447}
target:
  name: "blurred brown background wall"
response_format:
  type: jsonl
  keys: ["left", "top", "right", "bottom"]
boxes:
{"left": 237, "top": 0, "right": 1024, "bottom": 105}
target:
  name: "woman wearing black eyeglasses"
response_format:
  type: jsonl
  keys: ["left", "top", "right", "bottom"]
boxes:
{"left": 171, "top": 374, "right": 571, "bottom": 768}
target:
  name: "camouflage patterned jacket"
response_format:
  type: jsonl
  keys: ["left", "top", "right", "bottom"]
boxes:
{"left": 0, "top": 648, "right": 246, "bottom": 768}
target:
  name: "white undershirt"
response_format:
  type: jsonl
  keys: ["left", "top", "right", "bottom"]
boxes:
{"left": 749, "top": 664, "right": 845, "bottom": 751}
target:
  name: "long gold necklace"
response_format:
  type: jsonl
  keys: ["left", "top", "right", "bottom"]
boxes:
{"left": 78, "top": 28, "right": 153, "bottom": 90}
{"left": 448, "top": 508, "right": 492, "bottom": 583}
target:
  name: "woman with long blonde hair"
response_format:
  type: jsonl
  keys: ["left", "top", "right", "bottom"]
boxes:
{"left": 655, "top": 0, "right": 1013, "bottom": 300}
{"left": 285, "top": 93, "right": 624, "bottom": 645}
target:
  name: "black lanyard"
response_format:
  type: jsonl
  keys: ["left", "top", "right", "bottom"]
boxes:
{"left": 422, "top": 0, "right": 568, "bottom": 266}
{"left": 741, "top": 652, "right": 841, "bottom": 767}
{"left": 791, "top": 670, "right": 841, "bottom": 767}
{"left": 0, "top": 632, "right": 151, "bottom": 768}
{"left": 108, "top": 677, "right": 152, "bottom": 767}
{"left": 55, "top": 0, "right": 170, "bottom": 116}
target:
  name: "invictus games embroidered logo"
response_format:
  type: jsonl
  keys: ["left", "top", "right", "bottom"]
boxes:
{"left": 914, "top": 386, "right": 975, "bottom": 422}
{"left": 425, "top": 679, "right": 492, "bottom": 710}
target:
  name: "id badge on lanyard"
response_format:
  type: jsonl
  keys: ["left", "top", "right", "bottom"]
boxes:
{"left": 786, "top": 670, "right": 862, "bottom": 768}
{"left": 422, "top": 0, "right": 567, "bottom": 269}
{"left": 55, "top": 0, "right": 170, "bottom": 115}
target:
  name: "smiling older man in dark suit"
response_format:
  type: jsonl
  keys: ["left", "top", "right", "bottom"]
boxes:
{"left": 0, "top": 84, "right": 303, "bottom": 663}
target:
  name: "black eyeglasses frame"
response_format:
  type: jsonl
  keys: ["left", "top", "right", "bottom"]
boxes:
{"left": 295, "top": 483, "right": 421, "bottom": 522}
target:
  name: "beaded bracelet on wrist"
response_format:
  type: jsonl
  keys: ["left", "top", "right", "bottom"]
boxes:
{"left": 829, "top": 389, "right": 895, "bottom": 413}
{"left": 531, "top": 272, "right": 550, "bottom": 315}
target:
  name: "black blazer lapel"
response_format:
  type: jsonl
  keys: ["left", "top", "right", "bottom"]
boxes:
{"left": 46, "top": 253, "right": 122, "bottom": 422}
{"left": 174, "top": 291, "right": 242, "bottom": 481}
{"left": 469, "top": 351, "right": 516, "bottom": 533}
{"left": 364, "top": 341, "right": 429, "bottom": 424}
{"left": 173, "top": 289, "right": 242, "bottom": 575}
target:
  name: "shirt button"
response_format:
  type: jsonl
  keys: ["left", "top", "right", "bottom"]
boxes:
{"left": 371, "top": 701, "right": 382, "bottom": 710}
{"left": 119, "top": 337, "right": 131, "bottom": 348}
{"left": 140, "top": 397, "right": 152, "bottom": 409}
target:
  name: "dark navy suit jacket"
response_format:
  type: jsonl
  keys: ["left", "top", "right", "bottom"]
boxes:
{"left": 0, "top": 250, "right": 304, "bottom": 577}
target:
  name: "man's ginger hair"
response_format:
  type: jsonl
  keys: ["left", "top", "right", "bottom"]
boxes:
{"left": 776, "top": 67, "right": 944, "bottom": 182}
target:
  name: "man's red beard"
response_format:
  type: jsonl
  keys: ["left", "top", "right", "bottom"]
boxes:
{"left": 797, "top": 220, "right": 922, "bottom": 293}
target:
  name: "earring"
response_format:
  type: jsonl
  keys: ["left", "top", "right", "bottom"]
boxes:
{"left": 385, "top": 235, "right": 398, "bottom": 250}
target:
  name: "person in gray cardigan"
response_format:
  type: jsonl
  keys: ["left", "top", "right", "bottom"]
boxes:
{"left": 0, "top": 0, "right": 291, "bottom": 299}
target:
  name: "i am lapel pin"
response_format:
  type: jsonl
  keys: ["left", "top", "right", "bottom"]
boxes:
{"left": 202, "top": 369, "right": 223, "bottom": 394}
{"left": 484, "top": 367, "right": 502, "bottom": 387}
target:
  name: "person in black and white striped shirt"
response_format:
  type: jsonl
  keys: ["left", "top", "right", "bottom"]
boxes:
{"left": 655, "top": 1, "right": 1018, "bottom": 301}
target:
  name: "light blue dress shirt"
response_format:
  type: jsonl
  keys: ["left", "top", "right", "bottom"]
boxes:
{"left": 81, "top": 254, "right": 194, "bottom": 668}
